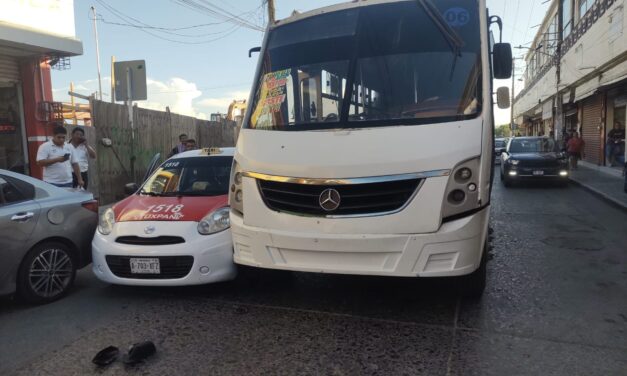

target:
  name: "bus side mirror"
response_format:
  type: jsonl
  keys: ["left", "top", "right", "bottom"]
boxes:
{"left": 496, "top": 87, "right": 510, "bottom": 109}
{"left": 248, "top": 47, "right": 261, "bottom": 58}
{"left": 493, "top": 43, "right": 512, "bottom": 79}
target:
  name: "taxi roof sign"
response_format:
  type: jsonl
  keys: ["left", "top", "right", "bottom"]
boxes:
{"left": 202, "top": 147, "right": 223, "bottom": 155}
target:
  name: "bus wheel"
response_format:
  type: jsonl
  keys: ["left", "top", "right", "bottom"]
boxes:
{"left": 459, "top": 243, "right": 487, "bottom": 299}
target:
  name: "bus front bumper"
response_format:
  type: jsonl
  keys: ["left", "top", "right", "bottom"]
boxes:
{"left": 231, "top": 207, "right": 489, "bottom": 278}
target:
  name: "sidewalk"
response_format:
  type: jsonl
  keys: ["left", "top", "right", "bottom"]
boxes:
{"left": 569, "top": 162, "right": 627, "bottom": 212}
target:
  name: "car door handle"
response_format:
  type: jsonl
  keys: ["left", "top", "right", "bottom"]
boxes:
{"left": 11, "top": 212, "right": 34, "bottom": 222}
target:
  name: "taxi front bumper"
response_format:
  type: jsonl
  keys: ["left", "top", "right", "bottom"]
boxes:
{"left": 92, "top": 221, "right": 236, "bottom": 286}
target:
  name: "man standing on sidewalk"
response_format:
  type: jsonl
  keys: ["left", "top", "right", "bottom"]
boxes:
{"left": 567, "top": 132, "right": 585, "bottom": 170}
{"left": 36, "top": 126, "right": 83, "bottom": 188}
{"left": 69, "top": 127, "right": 96, "bottom": 189}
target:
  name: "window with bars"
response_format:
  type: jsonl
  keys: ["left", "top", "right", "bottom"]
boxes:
{"left": 578, "top": 0, "right": 596, "bottom": 22}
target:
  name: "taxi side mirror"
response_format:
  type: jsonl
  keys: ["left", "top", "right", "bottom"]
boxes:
{"left": 124, "top": 182, "right": 139, "bottom": 196}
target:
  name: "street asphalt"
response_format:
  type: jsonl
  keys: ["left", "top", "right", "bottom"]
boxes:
{"left": 1, "top": 178, "right": 626, "bottom": 375}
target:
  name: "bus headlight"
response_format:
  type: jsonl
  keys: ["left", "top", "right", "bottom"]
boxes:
{"left": 98, "top": 208, "right": 115, "bottom": 235}
{"left": 229, "top": 160, "right": 244, "bottom": 215}
{"left": 442, "top": 158, "right": 481, "bottom": 220}
{"left": 198, "top": 207, "right": 230, "bottom": 235}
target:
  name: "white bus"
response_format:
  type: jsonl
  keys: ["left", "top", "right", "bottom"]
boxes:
{"left": 229, "top": 0, "right": 512, "bottom": 296}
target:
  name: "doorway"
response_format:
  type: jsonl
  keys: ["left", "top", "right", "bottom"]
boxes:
{"left": 0, "top": 83, "right": 27, "bottom": 174}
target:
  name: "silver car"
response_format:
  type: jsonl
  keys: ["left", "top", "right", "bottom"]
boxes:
{"left": 0, "top": 170, "right": 98, "bottom": 303}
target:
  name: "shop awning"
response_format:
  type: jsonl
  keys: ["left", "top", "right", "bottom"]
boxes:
{"left": 0, "top": 23, "right": 82, "bottom": 58}
{"left": 598, "top": 74, "right": 627, "bottom": 90}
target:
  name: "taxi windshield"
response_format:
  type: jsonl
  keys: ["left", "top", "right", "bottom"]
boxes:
{"left": 140, "top": 156, "right": 233, "bottom": 197}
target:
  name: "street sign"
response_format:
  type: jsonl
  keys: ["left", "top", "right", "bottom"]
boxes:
{"left": 114, "top": 60, "right": 147, "bottom": 101}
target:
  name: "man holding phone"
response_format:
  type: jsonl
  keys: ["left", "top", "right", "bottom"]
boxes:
{"left": 36, "top": 126, "right": 83, "bottom": 188}
{"left": 69, "top": 127, "right": 96, "bottom": 189}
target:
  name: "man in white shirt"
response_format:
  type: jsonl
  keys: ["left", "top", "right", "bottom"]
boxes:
{"left": 36, "top": 126, "right": 83, "bottom": 188}
{"left": 69, "top": 127, "right": 96, "bottom": 189}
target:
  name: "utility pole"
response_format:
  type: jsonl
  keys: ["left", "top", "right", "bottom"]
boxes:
{"left": 91, "top": 6, "right": 103, "bottom": 101}
{"left": 511, "top": 57, "right": 524, "bottom": 136}
{"left": 511, "top": 57, "right": 516, "bottom": 136}
{"left": 70, "top": 82, "right": 77, "bottom": 126}
{"left": 267, "top": 0, "right": 276, "bottom": 24}
{"left": 555, "top": 0, "right": 564, "bottom": 141}
{"left": 126, "top": 67, "right": 136, "bottom": 183}
{"left": 110, "top": 56, "right": 116, "bottom": 103}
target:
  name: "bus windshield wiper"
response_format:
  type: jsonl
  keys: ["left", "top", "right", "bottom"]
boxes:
{"left": 416, "top": 0, "right": 464, "bottom": 57}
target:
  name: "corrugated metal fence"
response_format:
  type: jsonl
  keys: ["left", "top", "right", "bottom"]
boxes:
{"left": 91, "top": 100, "right": 238, "bottom": 204}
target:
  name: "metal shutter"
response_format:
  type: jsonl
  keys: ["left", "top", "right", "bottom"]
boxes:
{"left": 581, "top": 95, "right": 603, "bottom": 165}
{"left": 0, "top": 55, "right": 20, "bottom": 82}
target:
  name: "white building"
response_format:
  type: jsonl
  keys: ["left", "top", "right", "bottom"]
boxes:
{"left": 514, "top": 0, "right": 626, "bottom": 167}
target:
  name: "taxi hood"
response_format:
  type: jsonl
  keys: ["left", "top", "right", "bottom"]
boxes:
{"left": 113, "top": 195, "right": 228, "bottom": 222}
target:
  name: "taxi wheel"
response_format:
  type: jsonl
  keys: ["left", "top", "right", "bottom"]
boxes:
{"left": 17, "top": 242, "right": 77, "bottom": 304}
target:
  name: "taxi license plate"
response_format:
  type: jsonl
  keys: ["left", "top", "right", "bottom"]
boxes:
{"left": 130, "top": 258, "right": 160, "bottom": 274}
{"left": 533, "top": 170, "right": 544, "bottom": 176}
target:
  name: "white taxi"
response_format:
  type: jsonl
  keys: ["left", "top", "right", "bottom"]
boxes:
{"left": 92, "top": 148, "right": 237, "bottom": 286}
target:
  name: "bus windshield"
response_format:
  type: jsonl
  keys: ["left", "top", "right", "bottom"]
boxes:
{"left": 140, "top": 156, "right": 233, "bottom": 197}
{"left": 248, "top": 0, "right": 481, "bottom": 131}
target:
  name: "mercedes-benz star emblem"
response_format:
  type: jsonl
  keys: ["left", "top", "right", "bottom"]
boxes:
{"left": 144, "top": 225, "right": 156, "bottom": 235}
{"left": 319, "top": 188, "right": 341, "bottom": 212}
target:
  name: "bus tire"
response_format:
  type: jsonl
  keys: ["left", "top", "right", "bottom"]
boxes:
{"left": 459, "top": 243, "right": 487, "bottom": 298}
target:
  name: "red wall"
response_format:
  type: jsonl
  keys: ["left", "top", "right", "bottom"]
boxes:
{"left": 20, "top": 59, "right": 53, "bottom": 179}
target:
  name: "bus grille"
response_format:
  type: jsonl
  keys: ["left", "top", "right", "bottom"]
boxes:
{"left": 257, "top": 178, "right": 421, "bottom": 216}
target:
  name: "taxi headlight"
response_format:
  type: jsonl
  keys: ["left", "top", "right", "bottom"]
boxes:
{"left": 97, "top": 208, "right": 115, "bottom": 235}
{"left": 198, "top": 207, "right": 230, "bottom": 235}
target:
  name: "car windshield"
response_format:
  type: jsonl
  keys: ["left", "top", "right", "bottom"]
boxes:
{"left": 495, "top": 140, "right": 506, "bottom": 148}
{"left": 140, "top": 156, "right": 232, "bottom": 197}
{"left": 509, "top": 138, "right": 557, "bottom": 153}
{"left": 248, "top": 0, "right": 481, "bottom": 131}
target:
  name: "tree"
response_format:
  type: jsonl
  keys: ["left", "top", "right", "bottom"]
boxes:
{"left": 494, "top": 124, "right": 512, "bottom": 138}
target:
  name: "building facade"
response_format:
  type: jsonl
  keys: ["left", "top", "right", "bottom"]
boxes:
{"left": 0, "top": 0, "right": 83, "bottom": 178}
{"left": 514, "top": 0, "right": 626, "bottom": 167}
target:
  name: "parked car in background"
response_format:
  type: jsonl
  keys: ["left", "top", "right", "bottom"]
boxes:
{"left": 494, "top": 138, "right": 508, "bottom": 164}
{"left": 500, "top": 137, "right": 569, "bottom": 187}
{"left": 92, "top": 148, "right": 237, "bottom": 286}
{"left": 0, "top": 170, "right": 98, "bottom": 303}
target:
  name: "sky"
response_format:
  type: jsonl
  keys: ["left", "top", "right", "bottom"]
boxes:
{"left": 54, "top": 0, "right": 551, "bottom": 124}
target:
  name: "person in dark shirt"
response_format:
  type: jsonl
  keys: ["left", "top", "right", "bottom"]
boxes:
{"left": 169, "top": 133, "right": 188, "bottom": 157}
{"left": 607, "top": 121, "right": 625, "bottom": 166}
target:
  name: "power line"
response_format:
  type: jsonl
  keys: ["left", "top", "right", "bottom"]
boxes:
{"left": 94, "top": 0, "right": 246, "bottom": 44}
{"left": 510, "top": 0, "right": 522, "bottom": 41}
{"left": 170, "top": 0, "right": 264, "bottom": 31}
{"left": 90, "top": 14, "right": 241, "bottom": 38}
{"left": 522, "top": 0, "right": 537, "bottom": 46}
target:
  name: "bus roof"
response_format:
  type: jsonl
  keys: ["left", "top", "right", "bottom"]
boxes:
{"left": 273, "top": 0, "right": 411, "bottom": 28}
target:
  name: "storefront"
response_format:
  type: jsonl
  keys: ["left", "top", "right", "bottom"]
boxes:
{"left": 0, "top": 78, "right": 27, "bottom": 173}
{"left": 0, "top": 0, "right": 82, "bottom": 177}
{"left": 604, "top": 82, "right": 627, "bottom": 167}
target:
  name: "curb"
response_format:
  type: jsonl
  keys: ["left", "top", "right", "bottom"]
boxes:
{"left": 569, "top": 178, "right": 627, "bottom": 214}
